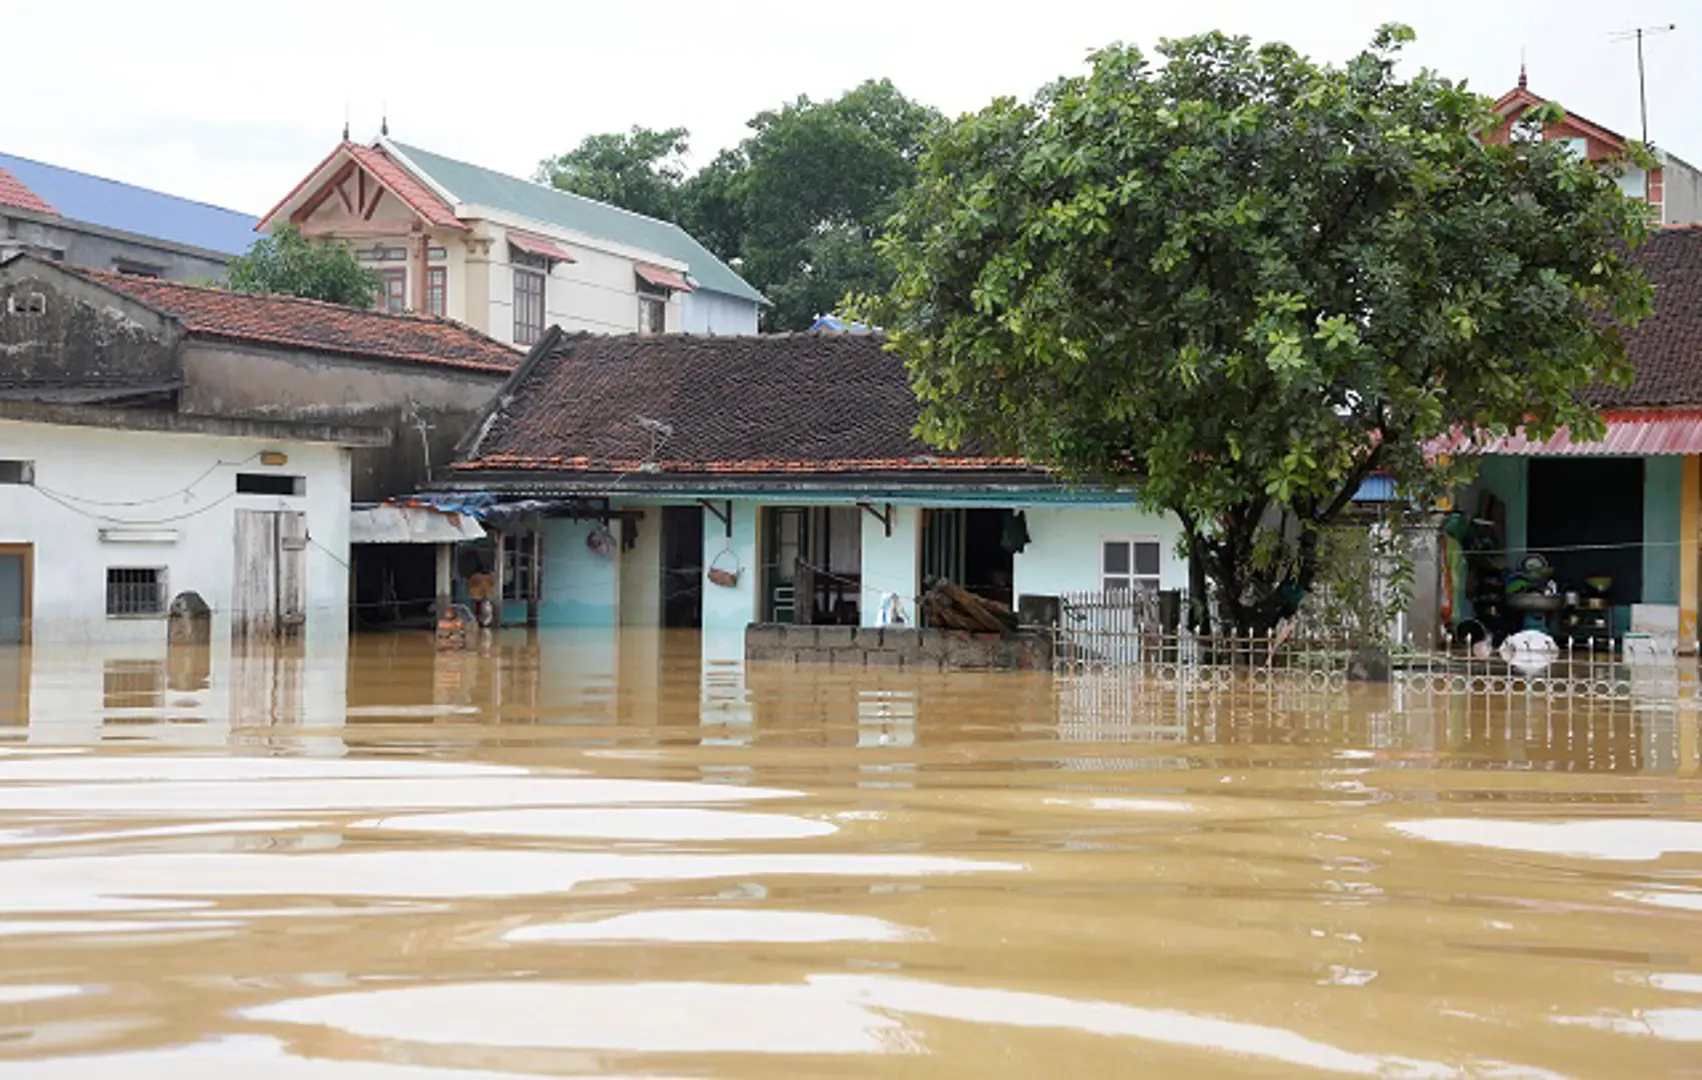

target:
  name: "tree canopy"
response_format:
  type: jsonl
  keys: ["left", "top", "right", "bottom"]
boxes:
{"left": 535, "top": 80, "right": 941, "bottom": 329}
{"left": 867, "top": 27, "right": 1652, "bottom": 632}
{"left": 226, "top": 224, "right": 382, "bottom": 308}
{"left": 534, "top": 126, "right": 691, "bottom": 222}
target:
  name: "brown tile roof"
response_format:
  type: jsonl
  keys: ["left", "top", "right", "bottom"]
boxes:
{"left": 0, "top": 166, "right": 56, "bottom": 215}
{"left": 1592, "top": 228, "right": 1702, "bottom": 408}
{"left": 456, "top": 330, "right": 1024, "bottom": 477}
{"left": 345, "top": 143, "right": 464, "bottom": 231}
{"left": 69, "top": 268, "right": 520, "bottom": 375}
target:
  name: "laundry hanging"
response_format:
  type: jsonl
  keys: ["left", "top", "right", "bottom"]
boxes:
{"left": 999, "top": 510, "right": 1031, "bottom": 555}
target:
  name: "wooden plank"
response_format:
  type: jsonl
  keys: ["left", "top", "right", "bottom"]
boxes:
{"left": 232, "top": 510, "right": 275, "bottom": 640}
{"left": 277, "top": 512, "right": 307, "bottom": 637}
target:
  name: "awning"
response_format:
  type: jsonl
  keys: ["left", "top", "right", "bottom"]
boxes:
{"left": 636, "top": 263, "right": 694, "bottom": 292}
{"left": 350, "top": 504, "right": 487, "bottom": 545}
{"left": 1438, "top": 410, "right": 1702, "bottom": 457}
{"left": 508, "top": 232, "right": 574, "bottom": 262}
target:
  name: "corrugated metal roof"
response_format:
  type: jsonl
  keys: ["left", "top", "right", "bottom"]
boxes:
{"left": 388, "top": 141, "right": 767, "bottom": 307}
{"left": 350, "top": 504, "right": 487, "bottom": 545}
{"left": 1442, "top": 410, "right": 1702, "bottom": 456}
{"left": 0, "top": 151, "right": 257, "bottom": 255}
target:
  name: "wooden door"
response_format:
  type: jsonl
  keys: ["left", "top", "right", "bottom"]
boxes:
{"left": 234, "top": 511, "right": 309, "bottom": 639}
{"left": 0, "top": 544, "right": 30, "bottom": 646}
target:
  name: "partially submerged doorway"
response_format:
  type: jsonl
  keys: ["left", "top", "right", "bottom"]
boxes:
{"left": 661, "top": 505, "right": 704, "bottom": 628}
{"left": 921, "top": 508, "right": 1017, "bottom": 612}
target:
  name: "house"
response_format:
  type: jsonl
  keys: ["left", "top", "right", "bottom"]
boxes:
{"left": 258, "top": 138, "right": 766, "bottom": 346}
{"left": 1484, "top": 71, "right": 1702, "bottom": 224}
{"left": 430, "top": 329, "right": 1186, "bottom": 636}
{"left": 0, "top": 150, "right": 257, "bottom": 280}
{"left": 0, "top": 253, "right": 520, "bottom": 643}
{"left": 1435, "top": 227, "right": 1702, "bottom": 651}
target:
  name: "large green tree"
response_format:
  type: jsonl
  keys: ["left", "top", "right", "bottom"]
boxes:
{"left": 535, "top": 126, "right": 691, "bottom": 222}
{"left": 226, "top": 224, "right": 382, "bottom": 308}
{"left": 536, "top": 81, "right": 940, "bottom": 329}
{"left": 868, "top": 27, "right": 1652, "bottom": 632}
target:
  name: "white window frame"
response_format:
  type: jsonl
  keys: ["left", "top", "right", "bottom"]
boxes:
{"left": 1100, "top": 537, "right": 1161, "bottom": 597}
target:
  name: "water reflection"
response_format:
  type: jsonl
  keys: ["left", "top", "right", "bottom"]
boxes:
{"left": 0, "top": 627, "right": 1697, "bottom": 1077}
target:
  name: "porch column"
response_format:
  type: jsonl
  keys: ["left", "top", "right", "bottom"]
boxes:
{"left": 490, "top": 529, "right": 506, "bottom": 627}
{"left": 1685, "top": 455, "right": 1701, "bottom": 654}
{"left": 435, "top": 543, "right": 453, "bottom": 616}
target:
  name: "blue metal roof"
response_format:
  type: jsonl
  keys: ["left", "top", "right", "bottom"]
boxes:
{"left": 0, "top": 152, "right": 258, "bottom": 256}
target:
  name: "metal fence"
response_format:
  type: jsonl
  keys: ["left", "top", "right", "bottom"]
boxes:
{"left": 1052, "top": 588, "right": 1694, "bottom": 704}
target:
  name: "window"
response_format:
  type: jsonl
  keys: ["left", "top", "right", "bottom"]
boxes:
{"left": 236, "top": 473, "right": 305, "bottom": 496}
{"left": 113, "top": 258, "right": 165, "bottom": 278}
{"left": 501, "top": 532, "right": 537, "bottom": 601}
{"left": 377, "top": 269, "right": 407, "bottom": 313}
{"left": 637, "top": 279, "right": 668, "bottom": 335}
{"left": 1102, "top": 539, "right": 1161, "bottom": 596}
{"left": 0, "top": 460, "right": 33, "bottom": 485}
{"left": 513, "top": 266, "right": 546, "bottom": 345}
{"left": 426, "top": 266, "right": 447, "bottom": 317}
{"left": 106, "top": 568, "right": 166, "bottom": 617}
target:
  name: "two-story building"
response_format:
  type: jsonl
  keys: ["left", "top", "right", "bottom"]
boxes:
{"left": 258, "top": 137, "right": 766, "bottom": 346}
{"left": 0, "top": 150, "right": 257, "bottom": 281}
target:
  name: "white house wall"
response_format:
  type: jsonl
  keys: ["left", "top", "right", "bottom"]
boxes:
{"left": 681, "top": 289, "right": 760, "bottom": 336}
{"left": 0, "top": 419, "right": 351, "bottom": 644}
{"left": 1012, "top": 505, "right": 1187, "bottom": 602}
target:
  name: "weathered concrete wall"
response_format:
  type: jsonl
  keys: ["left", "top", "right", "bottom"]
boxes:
{"left": 746, "top": 624, "right": 1053, "bottom": 672}
{"left": 0, "top": 259, "right": 181, "bottom": 389}
{"left": 1, "top": 211, "right": 231, "bottom": 283}
{"left": 178, "top": 341, "right": 505, "bottom": 501}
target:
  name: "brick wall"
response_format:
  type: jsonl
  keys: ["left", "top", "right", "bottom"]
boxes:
{"left": 745, "top": 624, "right": 1053, "bottom": 672}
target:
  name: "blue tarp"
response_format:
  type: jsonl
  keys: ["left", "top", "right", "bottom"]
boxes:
{"left": 809, "top": 315, "right": 871, "bottom": 333}
{"left": 0, "top": 151, "right": 258, "bottom": 255}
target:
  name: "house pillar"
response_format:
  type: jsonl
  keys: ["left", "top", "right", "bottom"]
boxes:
{"left": 1685, "top": 454, "right": 1701, "bottom": 654}
{"left": 435, "top": 542, "right": 453, "bottom": 616}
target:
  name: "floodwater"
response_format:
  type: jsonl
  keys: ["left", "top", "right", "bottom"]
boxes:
{"left": 0, "top": 628, "right": 1699, "bottom": 1078}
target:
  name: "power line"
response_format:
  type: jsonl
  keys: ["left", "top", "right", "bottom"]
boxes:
{"left": 34, "top": 453, "right": 259, "bottom": 508}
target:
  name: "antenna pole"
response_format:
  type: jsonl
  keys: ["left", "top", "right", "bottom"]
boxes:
{"left": 1636, "top": 28, "right": 1648, "bottom": 144}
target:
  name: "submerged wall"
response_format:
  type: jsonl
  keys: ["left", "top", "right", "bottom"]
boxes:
{"left": 746, "top": 624, "right": 1053, "bottom": 672}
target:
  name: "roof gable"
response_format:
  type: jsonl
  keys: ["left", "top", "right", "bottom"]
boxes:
{"left": 387, "top": 141, "right": 767, "bottom": 307}
{"left": 0, "top": 151, "right": 256, "bottom": 255}
{"left": 457, "top": 331, "right": 1008, "bottom": 477}
{"left": 258, "top": 141, "right": 464, "bottom": 234}
{"left": 64, "top": 266, "right": 521, "bottom": 375}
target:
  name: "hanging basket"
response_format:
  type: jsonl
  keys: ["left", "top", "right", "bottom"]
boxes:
{"left": 706, "top": 547, "right": 742, "bottom": 588}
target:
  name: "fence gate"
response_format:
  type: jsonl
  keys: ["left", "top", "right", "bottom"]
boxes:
{"left": 233, "top": 510, "right": 307, "bottom": 640}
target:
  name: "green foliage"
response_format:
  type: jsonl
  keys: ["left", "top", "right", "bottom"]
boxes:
{"left": 226, "top": 224, "right": 382, "bottom": 308}
{"left": 535, "top": 126, "right": 692, "bottom": 222}
{"left": 1304, "top": 519, "right": 1415, "bottom": 644}
{"left": 865, "top": 26, "right": 1652, "bottom": 632}
{"left": 535, "top": 81, "right": 941, "bottom": 329}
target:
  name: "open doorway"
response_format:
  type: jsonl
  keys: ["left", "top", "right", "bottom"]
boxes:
{"left": 661, "top": 505, "right": 704, "bottom": 628}
{"left": 921, "top": 508, "right": 1016, "bottom": 610}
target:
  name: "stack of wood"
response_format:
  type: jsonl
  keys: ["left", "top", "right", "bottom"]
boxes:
{"left": 921, "top": 580, "right": 1017, "bottom": 633}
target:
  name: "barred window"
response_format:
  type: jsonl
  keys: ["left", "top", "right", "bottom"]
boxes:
{"left": 106, "top": 568, "right": 166, "bottom": 617}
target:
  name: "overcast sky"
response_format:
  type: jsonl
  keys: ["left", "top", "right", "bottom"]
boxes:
{"left": 8, "top": 0, "right": 1696, "bottom": 215}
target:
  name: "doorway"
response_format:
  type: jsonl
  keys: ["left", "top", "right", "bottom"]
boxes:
{"left": 921, "top": 509, "right": 1015, "bottom": 608}
{"left": 1527, "top": 458, "right": 1643, "bottom": 606}
{"left": 661, "top": 505, "right": 704, "bottom": 628}
{"left": 233, "top": 510, "right": 308, "bottom": 640}
{"left": 0, "top": 544, "right": 30, "bottom": 645}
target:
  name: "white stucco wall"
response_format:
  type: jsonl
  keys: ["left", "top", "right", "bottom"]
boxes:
{"left": 681, "top": 289, "right": 761, "bottom": 336}
{"left": 0, "top": 419, "right": 351, "bottom": 644}
{"left": 483, "top": 226, "right": 683, "bottom": 344}
{"left": 859, "top": 506, "right": 921, "bottom": 628}
{"left": 1012, "top": 505, "right": 1188, "bottom": 602}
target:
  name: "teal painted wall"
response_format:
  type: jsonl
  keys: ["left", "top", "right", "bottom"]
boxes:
{"left": 701, "top": 501, "right": 759, "bottom": 633}
{"left": 537, "top": 519, "right": 621, "bottom": 627}
{"left": 1643, "top": 456, "right": 1683, "bottom": 604}
{"left": 859, "top": 506, "right": 921, "bottom": 627}
{"left": 1470, "top": 457, "right": 1527, "bottom": 554}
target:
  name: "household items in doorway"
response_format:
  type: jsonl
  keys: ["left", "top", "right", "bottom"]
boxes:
{"left": 707, "top": 547, "right": 742, "bottom": 588}
{"left": 586, "top": 525, "right": 615, "bottom": 557}
{"left": 877, "top": 593, "right": 909, "bottom": 627}
{"left": 920, "top": 579, "right": 1018, "bottom": 634}
{"left": 999, "top": 510, "right": 1031, "bottom": 555}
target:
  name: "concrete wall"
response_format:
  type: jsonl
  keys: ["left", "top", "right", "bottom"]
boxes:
{"left": 0, "top": 418, "right": 350, "bottom": 644}
{"left": 1644, "top": 456, "right": 1683, "bottom": 604}
{"left": 746, "top": 624, "right": 1053, "bottom": 672}
{"left": 1660, "top": 159, "right": 1702, "bottom": 225}
{"left": 1012, "top": 505, "right": 1188, "bottom": 601}
{"left": 859, "top": 505, "right": 922, "bottom": 628}
{"left": 0, "top": 258, "right": 182, "bottom": 387}
{"left": 681, "top": 288, "right": 760, "bottom": 336}
{"left": 618, "top": 504, "right": 662, "bottom": 627}
{"left": 178, "top": 341, "right": 504, "bottom": 501}
{"left": 1, "top": 210, "right": 231, "bottom": 283}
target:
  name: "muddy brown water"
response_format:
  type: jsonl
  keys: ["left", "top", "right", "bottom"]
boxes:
{"left": 0, "top": 628, "right": 1699, "bottom": 1077}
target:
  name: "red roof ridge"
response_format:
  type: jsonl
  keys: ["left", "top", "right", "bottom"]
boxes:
{"left": 257, "top": 140, "right": 465, "bottom": 233}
